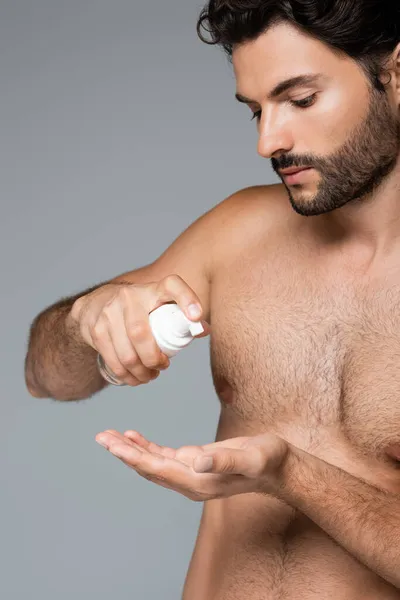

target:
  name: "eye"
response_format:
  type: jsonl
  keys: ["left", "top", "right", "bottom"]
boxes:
{"left": 250, "top": 110, "right": 262, "bottom": 121}
{"left": 290, "top": 93, "right": 317, "bottom": 109}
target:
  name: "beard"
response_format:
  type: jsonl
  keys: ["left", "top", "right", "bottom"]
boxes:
{"left": 271, "top": 87, "right": 400, "bottom": 217}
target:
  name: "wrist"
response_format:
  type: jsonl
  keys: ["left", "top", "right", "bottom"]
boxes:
{"left": 65, "top": 309, "right": 86, "bottom": 346}
{"left": 265, "top": 443, "right": 302, "bottom": 499}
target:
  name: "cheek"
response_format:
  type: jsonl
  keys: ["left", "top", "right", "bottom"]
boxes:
{"left": 305, "top": 88, "right": 369, "bottom": 151}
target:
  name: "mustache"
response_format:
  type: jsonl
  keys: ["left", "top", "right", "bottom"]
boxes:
{"left": 271, "top": 156, "right": 317, "bottom": 171}
{"left": 271, "top": 158, "right": 313, "bottom": 171}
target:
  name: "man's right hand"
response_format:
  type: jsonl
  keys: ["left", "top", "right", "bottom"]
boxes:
{"left": 68, "top": 275, "right": 209, "bottom": 387}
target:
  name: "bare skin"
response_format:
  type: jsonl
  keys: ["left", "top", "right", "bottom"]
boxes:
{"left": 25, "top": 21, "right": 400, "bottom": 600}
{"left": 184, "top": 24, "right": 400, "bottom": 598}
{"left": 92, "top": 182, "right": 400, "bottom": 599}
{"left": 181, "top": 184, "right": 400, "bottom": 599}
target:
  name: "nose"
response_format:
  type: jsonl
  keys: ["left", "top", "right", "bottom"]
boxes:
{"left": 257, "top": 113, "right": 293, "bottom": 159}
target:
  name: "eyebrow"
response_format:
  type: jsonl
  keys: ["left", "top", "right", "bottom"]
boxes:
{"left": 235, "top": 73, "right": 322, "bottom": 104}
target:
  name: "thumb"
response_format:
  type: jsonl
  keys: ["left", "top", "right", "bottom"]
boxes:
{"left": 193, "top": 447, "right": 259, "bottom": 476}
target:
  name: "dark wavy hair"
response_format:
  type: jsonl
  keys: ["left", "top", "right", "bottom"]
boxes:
{"left": 196, "top": 1, "right": 400, "bottom": 92}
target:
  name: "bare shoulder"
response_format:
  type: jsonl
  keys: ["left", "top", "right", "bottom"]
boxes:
{"left": 214, "top": 182, "right": 287, "bottom": 218}
{"left": 150, "top": 182, "right": 288, "bottom": 279}
{"left": 207, "top": 183, "right": 290, "bottom": 272}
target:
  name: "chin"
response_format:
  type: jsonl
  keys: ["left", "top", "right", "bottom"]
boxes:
{"left": 288, "top": 192, "right": 327, "bottom": 217}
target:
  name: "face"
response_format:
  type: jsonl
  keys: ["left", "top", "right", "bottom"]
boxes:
{"left": 232, "top": 22, "right": 400, "bottom": 216}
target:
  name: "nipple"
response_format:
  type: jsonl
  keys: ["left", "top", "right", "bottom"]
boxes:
{"left": 385, "top": 443, "right": 400, "bottom": 462}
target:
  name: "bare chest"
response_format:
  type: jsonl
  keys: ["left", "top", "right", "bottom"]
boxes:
{"left": 209, "top": 249, "right": 400, "bottom": 476}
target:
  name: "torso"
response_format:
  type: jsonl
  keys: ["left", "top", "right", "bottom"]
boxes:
{"left": 182, "top": 184, "right": 400, "bottom": 600}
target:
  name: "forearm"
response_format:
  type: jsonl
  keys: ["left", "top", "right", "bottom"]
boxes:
{"left": 275, "top": 446, "right": 400, "bottom": 588}
{"left": 25, "top": 285, "right": 107, "bottom": 401}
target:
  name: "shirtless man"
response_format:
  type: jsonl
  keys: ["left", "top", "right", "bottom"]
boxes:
{"left": 24, "top": 0, "right": 400, "bottom": 598}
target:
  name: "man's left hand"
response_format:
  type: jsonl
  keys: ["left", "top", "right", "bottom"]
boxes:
{"left": 95, "top": 429, "right": 290, "bottom": 500}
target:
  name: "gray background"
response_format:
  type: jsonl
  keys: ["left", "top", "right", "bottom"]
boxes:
{"left": 1, "top": 1, "right": 277, "bottom": 598}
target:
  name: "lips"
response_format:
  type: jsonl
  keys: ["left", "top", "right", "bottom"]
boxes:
{"left": 279, "top": 167, "right": 311, "bottom": 175}
{"left": 279, "top": 166, "right": 314, "bottom": 185}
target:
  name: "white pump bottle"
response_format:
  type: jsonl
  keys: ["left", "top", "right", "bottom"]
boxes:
{"left": 97, "top": 303, "right": 204, "bottom": 386}
{"left": 148, "top": 303, "right": 204, "bottom": 357}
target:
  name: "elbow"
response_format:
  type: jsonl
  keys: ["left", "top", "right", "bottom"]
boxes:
{"left": 26, "top": 381, "right": 49, "bottom": 398}
{"left": 24, "top": 356, "right": 81, "bottom": 401}
{"left": 25, "top": 378, "right": 95, "bottom": 401}
{"left": 25, "top": 374, "right": 106, "bottom": 402}
{"left": 24, "top": 368, "right": 84, "bottom": 402}
{"left": 24, "top": 364, "right": 50, "bottom": 399}
{"left": 24, "top": 355, "right": 107, "bottom": 402}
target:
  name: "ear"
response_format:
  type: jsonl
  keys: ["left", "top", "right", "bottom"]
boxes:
{"left": 384, "top": 43, "right": 400, "bottom": 102}
{"left": 393, "top": 43, "right": 400, "bottom": 85}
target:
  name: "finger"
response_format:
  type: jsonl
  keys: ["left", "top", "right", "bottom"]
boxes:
{"left": 122, "top": 430, "right": 161, "bottom": 451}
{"left": 119, "top": 459, "right": 179, "bottom": 492}
{"left": 150, "top": 275, "right": 204, "bottom": 323}
{"left": 106, "top": 440, "right": 251, "bottom": 500}
{"left": 123, "top": 433, "right": 206, "bottom": 466}
{"left": 115, "top": 447, "right": 181, "bottom": 490}
{"left": 123, "top": 431, "right": 177, "bottom": 459}
{"left": 117, "top": 456, "right": 213, "bottom": 499}
{"left": 104, "top": 430, "right": 172, "bottom": 461}
{"left": 123, "top": 300, "right": 171, "bottom": 371}
{"left": 193, "top": 447, "right": 265, "bottom": 477}
{"left": 96, "top": 430, "right": 147, "bottom": 453}
{"left": 97, "top": 430, "right": 153, "bottom": 456}
{"left": 94, "top": 325, "right": 143, "bottom": 387}
{"left": 100, "top": 433, "right": 175, "bottom": 487}
{"left": 128, "top": 436, "right": 252, "bottom": 467}
{"left": 175, "top": 445, "right": 209, "bottom": 466}
{"left": 138, "top": 437, "right": 252, "bottom": 467}
{"left": 106, "top": 443, "right": 199, "bottom": 487}
{"left": 103, "top": 305, "right": 161, "bottom": 383}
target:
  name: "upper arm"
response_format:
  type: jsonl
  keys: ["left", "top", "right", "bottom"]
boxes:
{"left": 109, "top": 184, "right": 282, "bottom": 322}
{"left": 109, "top": 206, "right": 216, "bottom": 322}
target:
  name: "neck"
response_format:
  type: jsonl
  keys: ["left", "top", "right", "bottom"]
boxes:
{"left": 315, "top": 160, "right": 400, "bottom": 263}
